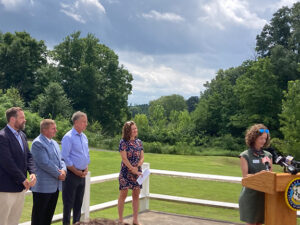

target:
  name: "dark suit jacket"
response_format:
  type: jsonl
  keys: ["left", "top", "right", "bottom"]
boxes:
{"left": 0, "top": 125, "right": 35, "bottom": 192}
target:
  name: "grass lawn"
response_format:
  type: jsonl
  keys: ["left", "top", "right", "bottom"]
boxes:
{"left": 20, "top": 149, "right": 292, "bottom": 224}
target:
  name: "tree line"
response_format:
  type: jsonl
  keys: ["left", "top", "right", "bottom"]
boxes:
{"left": 129, "top": 3, "right": 300, "bottom": 158}
{"left": 0, "top": 31, "right": 132, "bottom": 135}
{"left": 0, "top": 3, "right": 300, "bottom": 157}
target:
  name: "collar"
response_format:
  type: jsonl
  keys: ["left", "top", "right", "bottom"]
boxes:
{"left": 41, "top": 134, "right": 52, "bottom": 143}
{"left": 7, "top": 124, "right": 19, "bottom": 135}
{"left": 72, "top": 127, "right": 82, "bottom": 136}
{"left": 250, "top": 148, "right": 264, "bottom": 157}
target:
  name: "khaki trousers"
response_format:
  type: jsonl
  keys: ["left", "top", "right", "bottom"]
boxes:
{"left": 0, "top": 190, "right": 26, "bottom": 225}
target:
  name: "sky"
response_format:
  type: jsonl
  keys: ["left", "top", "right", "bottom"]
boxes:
{"left": 0, "top": 0, "right": 298, "bottom": 105}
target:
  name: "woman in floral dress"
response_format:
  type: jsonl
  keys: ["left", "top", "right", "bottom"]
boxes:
{"left": 118, "top": 121, "right": 144, "bottom": 225}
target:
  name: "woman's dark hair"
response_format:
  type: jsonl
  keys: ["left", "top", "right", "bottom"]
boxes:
{"left": 245, "top": 123, "right": 270, "bottom": 148}
{"left": 122, "top": 121, "right": 136, "bottom": 141}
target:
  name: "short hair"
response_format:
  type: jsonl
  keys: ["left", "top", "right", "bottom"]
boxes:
{"left": 72, "top": 111, "right": 87, "bottom": 124}
{"left": 6, "top": 107, "right": 23, "bottom": 122}
{"left": 245, "top": 123, "right": 270, "bottom": 148}
{"left": 40, "top": 119, "right": 56, "bottom": 133}
{"left": 122, "top": 121, "right": 136, "bottom": 141}
{"left": 74, "top": 218, "right": 129, "bottom": 225}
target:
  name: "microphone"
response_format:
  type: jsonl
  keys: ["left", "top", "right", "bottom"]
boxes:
{"left": 263, "top": 147, "right": 299, "bottom": 174}
{"left": 262, "top": 156, "right": 271, "bottom": 171}
{"left": 276, "top": 155, "right": 298, "bottom": 174}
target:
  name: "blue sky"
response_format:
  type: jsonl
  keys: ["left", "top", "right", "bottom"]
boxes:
{"left": 0, "top": 0, "right": 298, "bottom": 104}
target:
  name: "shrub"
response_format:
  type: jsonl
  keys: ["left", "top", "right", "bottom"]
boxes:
{"left": 24, "top": 110, "right": 42, "bottom": 139}
{"left": 85, "top": 121, "right": 103, "bottom": 147}
{"left": 55, "top": 115, "right": 72, "bottom": 142}
{"left": 143, "top": 142, "right": 162, "bottom": 153}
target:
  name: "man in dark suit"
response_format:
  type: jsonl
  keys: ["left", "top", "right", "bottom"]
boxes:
{"left": 0, "top": 107, "right": 36, "bottom": 225}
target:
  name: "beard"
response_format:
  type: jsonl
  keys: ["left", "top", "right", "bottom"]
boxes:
{"left": 15, "top": 121, "right": 25, "bottom": 131}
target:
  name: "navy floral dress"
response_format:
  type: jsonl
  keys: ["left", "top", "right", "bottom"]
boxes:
{"left": 119, "top": 138, "right": 143, "bottom": 190}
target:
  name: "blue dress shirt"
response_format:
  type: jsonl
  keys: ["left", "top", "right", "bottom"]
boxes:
{"left": 61, "top": 128, "right": 90, "bottom": 170}
{"left": 7, "top": 124, "right": 24, "bottom": 152}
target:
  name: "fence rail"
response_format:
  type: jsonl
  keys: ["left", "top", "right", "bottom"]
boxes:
{"left": 19, "top": 163, "right": 299, "bottom": 225}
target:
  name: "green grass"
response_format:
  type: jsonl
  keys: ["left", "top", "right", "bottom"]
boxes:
{"left": 20, "top": 149, "right": 289, "bottom": 224}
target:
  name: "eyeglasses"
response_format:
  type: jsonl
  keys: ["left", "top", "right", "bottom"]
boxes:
{"left": 259, "top": 129, "right": 269, "bottom": 134}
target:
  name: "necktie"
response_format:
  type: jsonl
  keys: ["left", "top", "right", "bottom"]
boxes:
{"left": 16, "top": 132, "right": 24, "bottom": 152}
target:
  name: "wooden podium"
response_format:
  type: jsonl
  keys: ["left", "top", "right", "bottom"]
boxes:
{"left": 242, "top": 171, "right": 300, "bottom": 225}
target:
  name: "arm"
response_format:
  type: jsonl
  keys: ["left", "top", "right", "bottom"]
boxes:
{"left": 62, "top": 136, "right": 87, "bottom": 177}
{"left": 240, "top": 156, "right": 249, "bottom": 178}
{"left": 120, "top": 151, "right": 141, "bottom": 175}
{"left": 137, "top": 150, "right": 144, "bottom": 167}
{"left": 120, "top": 151, "right": 135, "bottom": 171}
{"left": 22, "top": 132, "right": 36, "bottom": 175}
{"left": 61, "top": 135, "right": 73, "bottom": 168}
{"left": 31, "top": 141, "right": 61, "bottom": 179}
{"left": 0, "top": 134, "right": 27, "bottom": 185}
{"left": 59, "top": 157, "right": 67, "bottom": 180}
{"left": 66, "top": 165, "right": 85, "bottom": 177}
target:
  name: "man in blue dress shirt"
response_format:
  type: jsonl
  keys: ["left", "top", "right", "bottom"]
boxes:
{"left": 62, "top": 111, "right": 90, "bottom": 225}
{"left": 31, "top": 119, "right": 67, "bottom": 225}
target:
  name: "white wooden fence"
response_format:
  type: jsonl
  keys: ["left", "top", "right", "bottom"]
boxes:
{"left": 20, "top": 163, "right": 298, "bottom": 224}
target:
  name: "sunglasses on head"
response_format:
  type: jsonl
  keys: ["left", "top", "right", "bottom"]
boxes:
{"left": 259, "top": 128, "right": 269, "bottom": 134}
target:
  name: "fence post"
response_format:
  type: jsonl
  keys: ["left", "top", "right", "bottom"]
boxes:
{"left": 139, "top": 163, "right": 150, "bottom": 212}
{"left": 81, "top": 171, "right": 91, "bottom": 221}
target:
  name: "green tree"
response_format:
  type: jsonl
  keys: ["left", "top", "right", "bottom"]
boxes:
{"left": 30, "top": 82, "right": 72, "bottom": 119}
{"left": 53, "top": 32, "right": 132, "bottom": 134}
{"left": 233, "top": 58, "right": 282, "bottom": 135}
{"left": 0, "top": 88, "right": 25, "bottom": 128}
{"left": 0, "top": 31, "right": 47, "bottom": 103}
{"left": 149, "top": 104, "right": 166, "bottom": 129}
{"left": 149, "top": 94, "right": 187, "bottom": 119}
{"left": 270, "top": 45, "right": 300, "bottom": 90}
{"left": 129, "top": 104, "right": 149, "bottom": 118}
{"left": 256, "top": 2, "right": 300, "bottom": 58}
{"left": 186, "top": 96, "right": 199, "bottom": 113}
{"left": 32, "top": 65, "right": 62, "bottom": 98}
{"left": 192, "top": 64, "right": 247, "bottom": 138}
{"left": 279, "top": 80, "right": 300, "bottom": 159}
{"left": 0, "top": 88, "right": 24, "bottom": 109}
{"left": 134, "top": 114, "right": 150, "bottom": 140}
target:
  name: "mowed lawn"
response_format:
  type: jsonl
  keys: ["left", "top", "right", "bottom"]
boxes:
{"left": 20, "top": 150, "right": 289, "bottom": 224}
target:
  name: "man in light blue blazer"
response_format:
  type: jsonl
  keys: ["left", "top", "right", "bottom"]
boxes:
{"left": 31, "top": 119, "right": 67, "bottom": 225}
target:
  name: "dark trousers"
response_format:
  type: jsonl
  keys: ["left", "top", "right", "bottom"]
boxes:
{"left": 31, "top": 190, "right": 59, "bottom": 225}
{"left": 62, "top": 170, "right": 86, "bottom": 225}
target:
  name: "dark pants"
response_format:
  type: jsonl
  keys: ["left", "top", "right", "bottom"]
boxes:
{"left": 62, "top": 170, "right": 85, "bottom": 225}
{"left": 31, "top": 190, "right": 59, "bottom": 225}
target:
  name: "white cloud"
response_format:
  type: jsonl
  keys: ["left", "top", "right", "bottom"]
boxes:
{"left": 82, "top": 0, "right": 105, "bottom": 13}
{"left": 118, "top": 52, "right": 215, "bottom": 104}
{"left": 0, "top": 0, "right": 32, "bottom": 11}
{"left": 61, "top": 8, "right": 86, "bottom": 23}
{"left": 142, "top": 10, "right": 185, "bottom": 22}
{"left": 199, "top": 0, "right": 267, "bottom": 30}
{"left": 60, "top": 0, "right": 105, "bottom": 23}
{"left": 274, "top": 0, "right": 298, "bottom": 9}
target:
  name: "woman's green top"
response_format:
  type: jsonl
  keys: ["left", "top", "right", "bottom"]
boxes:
{"left": 238, "top": 148, "right": 272, "bottom": 224}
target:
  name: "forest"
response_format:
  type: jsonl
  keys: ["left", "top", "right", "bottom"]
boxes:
{"left": 0, "top": 3, "right": 299, "bottom": 158}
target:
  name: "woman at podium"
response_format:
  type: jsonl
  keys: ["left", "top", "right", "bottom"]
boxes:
{"left": 238, "top": 124, "right": 272, "bottom": 225}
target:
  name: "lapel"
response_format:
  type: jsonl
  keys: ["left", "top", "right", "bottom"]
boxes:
{"left": 19, "top": 131, "right": 28, "bottom": 153}
{"left": 40, "top": 134, "right": 60, "bottom": 161}
{"left": 5, "top": 126, "right": 25, "bottom": 155}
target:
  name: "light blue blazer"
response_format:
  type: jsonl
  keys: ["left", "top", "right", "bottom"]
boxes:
{"left": 31, "top": 134, "right": 66, "bottom": 193}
